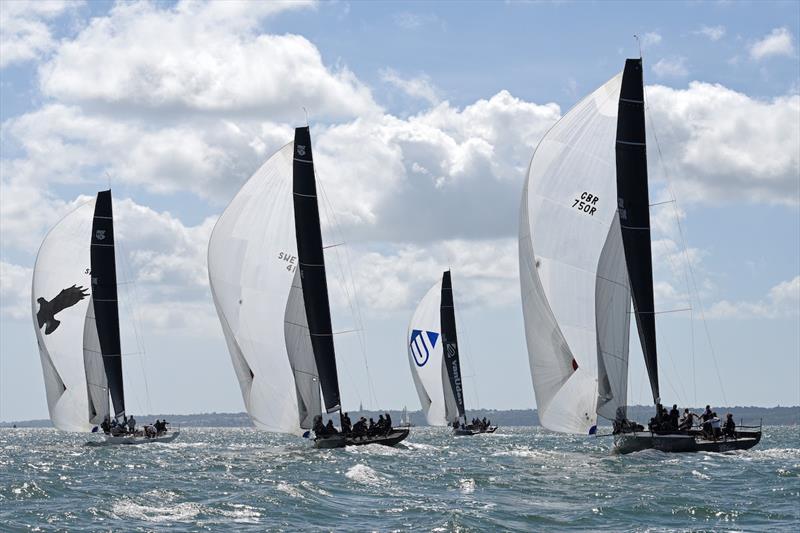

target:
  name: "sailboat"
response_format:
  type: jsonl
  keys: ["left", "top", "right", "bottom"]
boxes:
{"left": 208, "top": 126, "right": 409, "bottom": 449}
{"left": 408, "top": 271, "right": 497, "bottom": 436}
{"left": 518, "top": 58, "right": 760, "bottom": 454}
{"left": 32, "top": 190, "right": 178, "bottom": 445}
{"left": 398, "top": 406, "right": 414, "bottom": 428}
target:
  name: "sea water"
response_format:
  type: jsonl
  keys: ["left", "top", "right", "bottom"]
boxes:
{"left": 0, "top": 426, "right": 797, "bottom": 531}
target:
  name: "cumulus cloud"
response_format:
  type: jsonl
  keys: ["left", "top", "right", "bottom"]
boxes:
{"left": 652, "top": 57, "right": 689, "bottom": 78}
{"left": 645, "top": 83, "right": 800, "bottom": 206}
{"left": 749, "top": 27, "right": 795, "bottom": 60}
{"left": 0, "top": 261, "right": 32, "bottom": 319}
{"left": 708, "top": 276, "right": 800, "bottom": 319}
{"left": 380, "top": 68, "right": 441, "bottom": 105}
{"left": 38, "top": 0, "right": 373, "bottom": 120}
{"left": 336, "top": 238, "right": 519, "bottom": 315}
{"left": 0, "top": 0, "right": 81, "bottom": 68}
{"left": 695, "top": 25, "right": 725, "bottom": 41}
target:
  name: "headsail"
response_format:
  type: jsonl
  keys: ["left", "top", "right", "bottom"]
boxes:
{"left": 209, "top": 141, "right": 323, "bottom": 436}
{"left": 83, "top": 296, "right": 110, "bottom": 425}
{"left": 407, "top": 276, "right": 447, "bottom": 425}
{"left": 90, "top": 190, "right": 125, "bottom": 419}
{"left": 32, "top": 200, "right": 96, "bottom": 432}
{"left": 519, "top": 72, "right": 624, "bottom": 434}
{"left": 616, "top": 58, "right": 659, "bottom": 404}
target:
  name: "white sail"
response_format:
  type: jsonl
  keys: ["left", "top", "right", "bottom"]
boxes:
{"left": 208, "top": 142, "right": 322, "bottom": 436}
{"left": 32, "top": 200, "right": 96, "bottom": 432}
{"left": 83, "top": 297, "right": 110, "bottom": 425}
{"left": 407, "top": 277, "right": 449, "bottom": 426}
{"left": 595, "top": 215, "right": 631, "bottom": 422}
{"left": 519, "top": 72, "right": 624, "bottom": 434}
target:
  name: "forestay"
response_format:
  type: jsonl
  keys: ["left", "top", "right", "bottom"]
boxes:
{"left": 519, "top": 72, "right": 627, "bottom": 434}
{"left": 32, "top": 200, "right": 97, "bottom": 432}
{"left": 208, "top": 143, "right": 322, "bottom": 436}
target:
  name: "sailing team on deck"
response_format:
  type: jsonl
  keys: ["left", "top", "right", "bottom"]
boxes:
{"left": 613, "top": 403, "right": 739, "bottom": 441}
{"left": 99, "top": 415, "right": 170, "bottom": 438}
{"left": 313, "top": 413, "right": 394, "bottom": 439}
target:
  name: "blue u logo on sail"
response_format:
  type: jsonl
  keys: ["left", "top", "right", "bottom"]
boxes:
{"left": 409, "top": 329, "right": 439, "bottom": 367}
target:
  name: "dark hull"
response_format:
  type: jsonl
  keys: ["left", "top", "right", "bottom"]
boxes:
{"left": 614, "top": 430, "right": 761, "bottom": 454}
{"left": 314, "top": 429, "right": 409, "bottom": 449}
{"left": 453, "top": 426, "right": 497, "bottom": 436}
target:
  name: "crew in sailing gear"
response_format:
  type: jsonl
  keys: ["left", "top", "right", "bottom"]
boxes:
{"left": 367, "top": 418, "right": 376, "bottom": 436}
{"left": 385, "top": 413, "right": 392, "bottom": 432}
{"left": 341, "top": 413, "right": 352, "bottom": 434}
{"left": 710, "top": 413, "right": 721, "bottom": 440}
{"left": 101, "top": 417, "right": 111, "bottom": 434}
{"left": 313, "top": 415, "right": 326, "bottom": 437}
{"left": 668, "top": 405, "right": 679, "bottom": 431}
{"left": 679, "top": 409, "right": 696, "bottom": 431}
{"left": 723, "top": 414, "right": 736, "bottom": 438}
{"left": 128, "top": 415, "right": 136, "bottom": 434}
{"left": 325, "top": 420, "right": 337, "bottom": 435}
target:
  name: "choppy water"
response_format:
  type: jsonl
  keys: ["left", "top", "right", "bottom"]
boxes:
{"left": 1, "top": 426, "right": 798, "bottom": 531}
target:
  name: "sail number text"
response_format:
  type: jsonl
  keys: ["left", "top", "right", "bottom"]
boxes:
{"left": 572, "top": 191, "right": 598, "bottom": 216}
{"left": 278, "top": 251, "right": 297, "bottom": 273}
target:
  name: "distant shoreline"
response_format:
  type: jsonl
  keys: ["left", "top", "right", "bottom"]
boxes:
{"left": 2, "top": 405, "right": 797, "bottom": 428}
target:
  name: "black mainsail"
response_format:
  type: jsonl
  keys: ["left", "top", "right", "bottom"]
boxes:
{"left": 440, "top": 270, "right": 465, "bottom": 419}
{"left": 90, "top": 190, "right": 125, "bottom": 419}
{"left": 615, "top": 58, "right": 660, "bottom": 404}
{"left": 292, "top": 126, "right": 342, "bottom": 413}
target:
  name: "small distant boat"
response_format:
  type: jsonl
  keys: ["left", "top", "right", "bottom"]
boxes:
{"left": 208, "top": 126, "right": 407, "bottom": 449}
{"left": 518, "top": 57, "right": 760, "bottom": 454}
{"left": 407, "top": 271, "right": 497, "bottom": 436}
{"left": 398, "top": 406, "right": 415, "bottom": 428}
{"left": 33, "top": 190, "right": 178, "bottom": 445}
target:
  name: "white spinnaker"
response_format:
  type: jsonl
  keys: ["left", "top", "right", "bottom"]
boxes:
{"left": 83, "top": 297, "right": 110, "bottom": 425}
{"left": 407, "top": 278, "right": 448, "bottom": 426}
{"left": 519, "top": 72, "right": 623, "bottom": 434}
{"left": 32, "top": 200, "right": 96, "bottom": 432}
{"left": 595, "top": 215, "right": 631, "bottom": 422}
{"left": 208, "top": 143, "right": 320, "bottom": 436}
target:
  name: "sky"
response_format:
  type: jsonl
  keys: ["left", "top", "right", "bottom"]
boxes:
{"left": 0, "top": 0, "right": 798, "bottom": 423}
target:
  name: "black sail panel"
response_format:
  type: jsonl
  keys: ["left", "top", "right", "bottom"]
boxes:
{"left": 292, "top": 126, "right": 341, "bottom": 413}
{"left": 440, "top": 271, "right": 466, "bottom": 418}
{"left": 615, "top": 58, "right": 660, "bottom": 403}
{"left": 90, "top": 190, "right": 125, "bottom": 418}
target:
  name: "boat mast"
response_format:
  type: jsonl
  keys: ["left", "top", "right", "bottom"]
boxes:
{"left": 90, "top": 190, "right": 126, "bottom": 419}
{"left": 440, "top": 270, "right": 466, "bottom": 422}
{"left": 615, "top": 58, "right": 660, "bottom": 405}
{"left": 292, "top": 126, "right": 342, "bottom": 414}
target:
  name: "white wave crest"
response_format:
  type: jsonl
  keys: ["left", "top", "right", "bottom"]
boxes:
{"left": 345, "top": 464, "right": 385, "bottom": 486}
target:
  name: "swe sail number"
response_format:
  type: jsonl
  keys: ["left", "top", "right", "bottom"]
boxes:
{"left": 278, "top": 251, "right": 297, "bottom": 273}
{"left": 572, "top": 192, "right": 598, "bottom": 216}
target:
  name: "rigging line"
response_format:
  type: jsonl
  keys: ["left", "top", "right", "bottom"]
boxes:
{"left": 116, "top": 239, "right": 152, "bottom": 416}
{"left": 649, "top": 199, "right": 675, "bottom": 207}
{"left": 643, "top": 83, "right": 729, "bottom": 407}
{"left": 452, "top": 292, "right": 480, "bottom": 410}
{"left": 314, "top": 169, "right": 376, "bottom": 408}
{"left": 657, "top": 329, "right": 689, "bottom": 406}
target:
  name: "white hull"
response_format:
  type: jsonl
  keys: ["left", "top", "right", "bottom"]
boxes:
{"left": 87, "top": 430, "right": 180, "bottom": 446}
